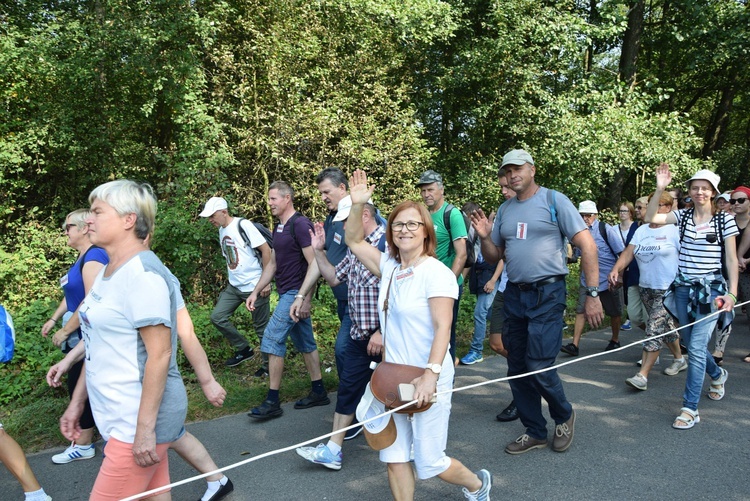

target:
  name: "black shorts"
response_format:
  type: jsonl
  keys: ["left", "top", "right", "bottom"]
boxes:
{"left": 575, "top": 286, "right": 621, "bottom": 318}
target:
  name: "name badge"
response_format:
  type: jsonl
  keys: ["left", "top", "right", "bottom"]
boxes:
{"left": 276, "top": 224, "right": 284, "bottom": 233}
{"left": 395, "top": 268, "right": 414, "bottom": 281}
{"left": 695, "top": 222, "right": 711, "bottom": 233}
{"left": 516, "top": 222, "right": 528, "bottom": 240}
{"left": 333, "top": 232, "right": 342, "bottom": 245}
{"left": 60, "top": 274, "right": 69, "bottom": 287}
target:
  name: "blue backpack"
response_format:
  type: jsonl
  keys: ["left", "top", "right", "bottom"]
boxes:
{"left": 0, "top": 305, "right": 15, "bottom": 363}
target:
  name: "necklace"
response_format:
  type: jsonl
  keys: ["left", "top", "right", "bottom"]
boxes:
{"left": 400, "top": 255, "right": 427, "bottom": 271}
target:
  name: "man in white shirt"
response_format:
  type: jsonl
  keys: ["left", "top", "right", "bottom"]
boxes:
{"left": 200, "top": 197, "right": 272, "bottom": 373}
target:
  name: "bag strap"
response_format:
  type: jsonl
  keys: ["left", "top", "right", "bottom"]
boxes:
{"left": 381, "top": 268, "right": 397, "bottom": 359}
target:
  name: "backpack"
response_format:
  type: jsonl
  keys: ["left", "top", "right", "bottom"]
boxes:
{"left": 443, "top": 204, "right": 476, "bottom": 268}
{"left": 237, "top": 218, "right": 274, "bottom": 265}
{"left": 1, "top": 305, "right": 15, "bottom": 363}
{"left": 677, "top": 208, "right": 728, "bottom": 279}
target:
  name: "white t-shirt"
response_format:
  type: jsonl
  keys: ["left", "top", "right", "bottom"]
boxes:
{"left": 378, "top": 255, "right": 458, "bottom": 381}
{"left": 630, "top": 224, "right": 680, "bottom": 289}
{"left": 79, "top": 251, "right": 187, "bottom": 444}
{"left": 220, "top": 218, "right": 265, "bottom": 292}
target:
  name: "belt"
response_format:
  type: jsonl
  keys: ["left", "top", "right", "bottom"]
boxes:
{"left": 509, "top": 275, "right": 566, "bottom": 291}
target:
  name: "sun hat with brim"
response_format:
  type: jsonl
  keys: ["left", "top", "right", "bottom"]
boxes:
{"left": 356, "top": 382, "right": 396, "bottom": 451}
{"left": 578, "top": 200, "right": 598, "bottom": 214}
{"left": 199, "top": 196, "right": 228, "bottom": 217}
{"left": 685, "top": 170, "right": 720, "bottom": 194}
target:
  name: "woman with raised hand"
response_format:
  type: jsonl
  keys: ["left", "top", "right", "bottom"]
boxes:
{"left": 344, "top": 169, "right": 491, "bottom": 501}
{"left": 645, "top": 164, "right": 738, "bottom": 430}
{"left": 609, "top": 191, "right": 685, "bottom": 391}
{"left": 59, "top": 180, "right": 187, "bottom": 500}
{"left": 41, "top": 209, "right": 108, "bottom": 465}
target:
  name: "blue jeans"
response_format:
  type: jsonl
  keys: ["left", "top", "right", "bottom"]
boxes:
{"left": 260, "top": 290, "right": 317, "bottom": 357}
{"left": 504, "top": 280, "right": 571, "bottom": 440}
{"left": 334, "top": 300, "right": 353, "bottom": 376}
{"left": 449, "top": 284, "right": 463, "bottom": 361}
{"left": 469, "top": 284, "right": 498, "bottom": 354}
{"left": 674, "top": 286, "right": 723, "bottom": 411}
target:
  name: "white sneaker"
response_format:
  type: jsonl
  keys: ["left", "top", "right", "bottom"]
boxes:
{"left": 664, "top": 358, "right": 688, "bottom": 376}
{"left": 636, "top": 356, "right": 659, "bottom": 366}
{"left": 51, "top": 442, "right": 96, "bottom": 464}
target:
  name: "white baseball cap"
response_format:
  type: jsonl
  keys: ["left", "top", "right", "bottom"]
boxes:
{"left": 578, "top": 200, "right": 598, "bottom": 214}
{"left": 332, "top": 195, "right": 375, "bottom": 222}
{"left": 199, "top": 197, "right": 228, "bottom": 217}
{"left": 356, "top": 382, "right": 396, "bottom": 450}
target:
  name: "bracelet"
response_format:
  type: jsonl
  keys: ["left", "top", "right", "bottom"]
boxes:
{"left": 294, "top": 294, "right": 305, "bottom": 299}
{"left": 727, "top": 292, "right": 738, "bottom": 302}
{"left": 49, "top": 317, "right": 58, "bottom": 324}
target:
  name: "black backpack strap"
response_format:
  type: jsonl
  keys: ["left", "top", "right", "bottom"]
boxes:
{"left": 678, "top": 208, "right": 693, "bottom": 244}
{"left": 236, "top": 218, "right": 251, "bottom": 247}
{"left": 443, "top": 203, "right": 454, "bottom": 239}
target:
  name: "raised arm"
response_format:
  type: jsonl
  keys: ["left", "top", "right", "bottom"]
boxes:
{"left": 345, "top": 170, "right": 383, "bottom": 277}
{"left": 470, "top": 209, "right": 503, "bottom": 264}
{"left": 645, "top": 163, "right": 678, "bottom": 225}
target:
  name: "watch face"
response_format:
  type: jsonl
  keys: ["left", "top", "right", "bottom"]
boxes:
{"left": 590, "top": 290, "right": 599, "bottom": 297}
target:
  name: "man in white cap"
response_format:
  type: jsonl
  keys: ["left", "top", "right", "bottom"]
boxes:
{"left": 295, "top": 195, "right": 386, "bottom": 469}
{"left": 561, "top": 200, "right": 625, "bottom": 356}
{"left": 200, "top": 196, "right": 272, "bottom": 372}
{"left": 472, "top": 148, "right": 603, "bottom": 455}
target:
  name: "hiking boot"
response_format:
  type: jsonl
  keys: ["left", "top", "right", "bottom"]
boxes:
{"left": 560, "top": 343, "right": 579, "bottom": 356}
{"left": 552, "top": 409, "right": 576, "bottom": 452}
{"left": 460, "top": 351, "right": 484, "bottom": 365}
{"left": 626, "top": 373, "right": 648, "bottom": 391}
{"left": 248, "top": 399, "right": 283, "bottom": 420}
{"left": 504, "top": 434, "right": 547, "bottom": 455}
{"left": 462, "top": 469, "right": 492, "bottom": 500}
{"left": 295, "top": 443, "right": 342, "bottom": 471}
{"left": 225, "top": 347, "right": 254, "bottom": 367}
{"left": 604, "top": 340, "right": 621, "bottom": 351}
{"left": 663, "top": 358, "right": 688, "bottom": 376}
{"left": 51, "top": 442, "right": 96, "bottom": 464}
{"left": 294, "top": 390, "right": 330, "bottom": 409}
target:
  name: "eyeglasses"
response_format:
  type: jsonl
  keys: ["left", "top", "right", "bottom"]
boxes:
{"left": 634, "top": 206, "right": 645, "bottom": 210}
{"left": 580, "top": 213, "right": 595, "bottom": 218}
{"left": 391, "top": 221, "right": 425, "bottom": 232}
{"left": 729, "top": 198, "right": 748, "bottom": 205}
{"left": 690, "top": 185, "right": 713, "bottom": 193}
{"left": 62, "top": 223, "right": 77, "bottom": 232}
{"left": 618, "top": 210, "right": 630, "bottom": 213}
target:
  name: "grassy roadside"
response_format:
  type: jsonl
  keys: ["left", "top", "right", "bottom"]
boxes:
{"left": 2, "top": 272, "right": 596, "bottom": 454}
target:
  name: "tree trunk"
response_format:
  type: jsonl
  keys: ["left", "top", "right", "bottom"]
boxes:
{"left": 619, "top": 0, "right": 644, "bottom": 88}
{"left": 702, "top": 72, "right": 738, "bottom": 159}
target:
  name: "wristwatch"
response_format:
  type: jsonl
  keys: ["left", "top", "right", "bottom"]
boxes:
{"left": 585, "top": 286, "right": 599, "bottom": 298}
{"left": 425, "top": 363, "right": 442, "bottom": 374}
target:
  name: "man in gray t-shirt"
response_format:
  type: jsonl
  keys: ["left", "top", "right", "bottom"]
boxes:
{"left": 472, "top": 149, "right": 603, "bottom": 455}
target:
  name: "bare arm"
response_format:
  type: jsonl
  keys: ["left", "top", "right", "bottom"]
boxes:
{"left": 256, "top": 242, "right": 273, "bottom": 298}
{"left": 42, "top": 298, "right": 68, "bottom": 337}
{"left": 52, "top": 260, "right": 105, "bottom": 347}
{"left": 345, "top": 170, "right": 383, "bottom": 277}
{"left": 737, "top": 227, "right": 750, "bottom": 271}
{"left": 718, "top": 236, "right": 738, "bottom": 312}
{"left": 59, "top": 360, "right": 88, "bottom": 441}
{"left": 46, "top": 341, "right": 86, "bottom": 387}
{"left": 450, "top": 238, "right": 467, "bottom": 279}
{"left": 645, "top": 163, "right": 678, "bottom": 225}
{"left": 483, "top": 259, "right": 504, "bottom": 294}
{"left": 291, "top": 245, "right": 320, "bottom": 320}
{"left": 570, "top": 229, "right": 604, "bottom": 327}
{"left": 411, "top": 296, "right": 453, "bottom": 408}
{"left": 608, "top": 245, "right": 635, "bottom": 290}
{"left": 177, "top": 308, "right": 225, "bottom": 407}
{"left": 133, "top": 324, "right": 172, "bottom": 468}
{"left": 470, "top": 209, "right": 503, "bottom": 264}
{"left": 246, "top": 250, "right": 277, "bottom": 311}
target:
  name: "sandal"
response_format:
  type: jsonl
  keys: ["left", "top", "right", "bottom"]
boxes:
{"left": 712, "top": 355, "right": 723, "bottom": 366}
{"left": 707, "top": 368, "right": 728, "bottom": 401}
{"left": 672, "top": 407, "right": 700, "bottom": 430}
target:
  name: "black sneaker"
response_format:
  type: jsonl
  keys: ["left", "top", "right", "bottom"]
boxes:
{"left": 560, "top": 343, "right": 579, "bottom": 356}
{"left": 294, "top": 390, "right": 330, "bottom": 409}
{"left": 604, "top": 340, "right": 621, "bottom": 351}
{"left": 225, "top": 348, "right": 254, "bottom": 367}
{"left": 202, "top": 478, "right": 234, "bottom": 501}
{"left": 253, "top": 367, "right": 269, "bottom": 378}
{"left": 248, "top": 399, "right": 283, "bottom": 420}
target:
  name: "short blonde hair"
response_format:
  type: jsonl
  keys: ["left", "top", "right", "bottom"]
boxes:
{"left": 89, "top": 180, "right": 157, "bottom": 240}
{"left": 64, "top": 209, "right": 91, "bottom": 230}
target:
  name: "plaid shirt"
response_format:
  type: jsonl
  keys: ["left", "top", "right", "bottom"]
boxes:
{"left": 335, "top": 224, "right": 386, "bottom": 340}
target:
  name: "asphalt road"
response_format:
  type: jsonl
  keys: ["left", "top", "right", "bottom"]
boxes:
{"left": 4, "top": 316, "right": 750, "bottom": 500}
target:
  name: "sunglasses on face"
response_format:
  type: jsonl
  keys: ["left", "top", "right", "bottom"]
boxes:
{"left": 63, "top": 223, "right": 77, "bottom": 231}
{"left": 729, "top": 198, "right": 748, "bottom": 205}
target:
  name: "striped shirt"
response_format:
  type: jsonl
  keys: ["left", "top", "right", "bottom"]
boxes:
{"left": 674, "top": 209, "right": 738, "bottom": 278}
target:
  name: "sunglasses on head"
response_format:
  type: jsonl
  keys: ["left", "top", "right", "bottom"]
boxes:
{"left": 729, "top": 198, "right": 748, "bottom": 205}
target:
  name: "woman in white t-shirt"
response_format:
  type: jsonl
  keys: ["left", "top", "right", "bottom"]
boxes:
{"left": 645, "top": 165, "right": 739, "bottom": 431}
{"left": 344, "top": 170, "right": 491, "bottom": 501}
{"left": 59, "top": 180, "right": 187, "bottom": 501}
{"left": 609, "top": 191, "right": 684, "bottom": 389}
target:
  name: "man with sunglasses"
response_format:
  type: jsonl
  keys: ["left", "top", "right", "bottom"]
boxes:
{"left": 562, "top": 201, "right": 625, "bottom": 356}
{"left": 471, "top": 149, "right": 603, "bottom": 455}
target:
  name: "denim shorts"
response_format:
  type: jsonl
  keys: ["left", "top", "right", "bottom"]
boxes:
{"left": 260, "top": 290, "right": 317, "bottom": 357}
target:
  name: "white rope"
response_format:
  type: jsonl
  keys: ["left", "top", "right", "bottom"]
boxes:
{"left": 121, "top": 299, "right": 748, "bottom": 501}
